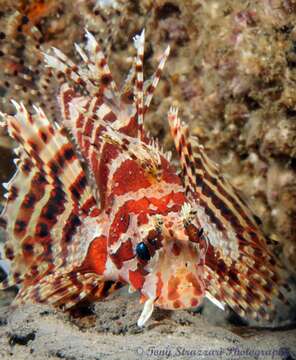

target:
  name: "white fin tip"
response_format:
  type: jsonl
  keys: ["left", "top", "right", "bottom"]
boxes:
{"left": 164, "top": 45, "right": 171, "bottom": 57}
{"left": 137, "top": 298, "right": 154, "bottom": 327}
{"left": 206, "top": 291, "right": 225, "bottom": 311}
{"left": 133, "top": 29, "right": 145, "bottom": 51}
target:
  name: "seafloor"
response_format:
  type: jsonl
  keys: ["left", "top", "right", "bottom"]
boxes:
{"left": 0, "top": 0, "right": 296, "bottom": 359}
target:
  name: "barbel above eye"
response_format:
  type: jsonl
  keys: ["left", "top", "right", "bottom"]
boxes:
{"left": 136, "top": 242, "right": 151, "bottom": 261}
{"left": 185, "top": 223, "right": 204, "bottom": 243}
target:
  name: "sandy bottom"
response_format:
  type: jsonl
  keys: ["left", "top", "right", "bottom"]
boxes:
{"left": 0, "top": 288, "right": 295, "bottom": 360}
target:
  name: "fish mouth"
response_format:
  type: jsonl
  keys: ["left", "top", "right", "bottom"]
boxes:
{"left": 136, "top": 236, "right": 206, "bottom": 327}
{"left": 137, "top": 253, "right": 205, "bottom": 327}
{"left": 154, "top": 240, "right": 205, "bottom": 308}
{"left": 154, "top": 265, "right": 205, "bottom": 310}
{"left": 137, "top": 268, "right": 205, "bottom": 327}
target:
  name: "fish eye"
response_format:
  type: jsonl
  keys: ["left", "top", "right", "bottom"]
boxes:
{"left": 136, "top": 242, "right": 151, "bottom": 261}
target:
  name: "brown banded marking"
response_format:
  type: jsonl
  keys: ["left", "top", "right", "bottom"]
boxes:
{"left": 62, "top": 94, "right": 123, "bottom": 200}
{"left": 168, "top": 112, "right": 228, "bottom": 234}
{"left": 143, "top": 45, "right": 170, "bottom": 114}
{"left": 60, "top": 211, "right": 81, "bottom": 255}
{"left": 21, "top": 159, "right": 33, "bottom": 175}
{"left": 83, "top": 30, "right": 119, "bottom": 98}
{"left": 168, "top": 108, "right": 266, "bottom": 247}
{"left": 168, "top": 107, "right": 288, "bottom": 319}
{"left": 47, "top": 145, "right": 76, "bottom": 177}
{"left": 120, "top": 62, "right": 136, "bottom": 105}
{"left": 187, "top": 145, "right": 277, "bottom": 259}
{"left": 7, "top": 185, "right": 19, "bottom": 202}
{"left": 207, "top": 244, "right": 277, "bottom": 300}
{"left": 0, "top": 103, "right": 98, "bottom": 296}
{"left": 22, "top": 182, "right": 64, "bottom": 271}
{"left": 14, "top": 269, "right": 120, "bottom": 309}
{"left": 1, "top": 158, "right": 43, "bottom": 283}
{"left": 44, "top": 47, "right": 89, "bottom": 90}
{"left": 205, "top": 262, "right": 276, "bottom": 320}
{"left": 46, "top": 30, "right": 120, "bottom": 103}
{"left": 187, "top": 141, "right": 259, "bottom": 237}
{"left": 13, "top": 170, "right": 49, "bottom": 240}
{"left": 59, "top": 93, "right": 100, "bottom": 186}
{"left": 69, "top": 172, "right": 87, "bottom": 202}
{"left": 190, "top": 143, "right": 260, "bottom": 232}
{"left": 59, "top": 83, "right": 77, "bottom": 121}
{"left": 5, "top": 105, "right": 83, "bottom": 184}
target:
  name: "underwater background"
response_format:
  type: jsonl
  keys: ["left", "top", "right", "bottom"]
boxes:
{"left": 0, "top": 1, "right": 295, "bottom": 359}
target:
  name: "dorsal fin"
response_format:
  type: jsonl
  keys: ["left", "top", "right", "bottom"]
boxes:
{"left": 144, "top": 45, "right": 170, "bottom": 113}
{"left": 46, "top": 30, "right": 170, "bottom": 141}
{"left": 133, "top": 30, "right": 145, "bottom": 138}
{"left": 44, "top": 30, "right": 120, "bottom": 104}
{"left": 44, "top": 30, "right": 172, "bottom": 210}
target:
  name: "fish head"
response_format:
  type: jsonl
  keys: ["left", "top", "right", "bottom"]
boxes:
{"left": 129, "top": 205, "right": 207, "bottom": 326}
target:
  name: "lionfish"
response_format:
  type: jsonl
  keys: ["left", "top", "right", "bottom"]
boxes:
{"left": 0, "top": 30, "right": 289, "bottom": 327}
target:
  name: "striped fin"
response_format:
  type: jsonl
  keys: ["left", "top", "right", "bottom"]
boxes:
{"left": 44, "top": 31, "right": 173, "bottom": 210}
{"left": 120, "top": 62, "right": 136, "bottom": 104}
{"left": 0, "top": 103, "right": 99, "bottom": 303}
{"left": 143, "top": 45, "right": 170, "bottom": 114}
{"left": 83, "top": 29, "right": 119, "bottom": 99}
{"left": 168, "top": 107, "right": 289, "bottom": 320}
{"left": 205, "top": 244, "right": 280, "bottom": 320}
{"left": 44, "top": 29, "right": 119, "bottom": 103}
{"left": 47, "top": 30, "right": 170, "bottom": 141}
{"left": 133, "top": 30, "right": 145, "bottom": 138}
{"left": 3, "top": 102, "right": 95, "bottom": 211}
{"left": 14, "top": 270, "right": 122, "bottom": 309}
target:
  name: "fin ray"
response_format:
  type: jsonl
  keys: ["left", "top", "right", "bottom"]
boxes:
{"left": 0, "top": 104, "right": 98, "bottom": 294}
{"left": 168, "top": 107, "right": 289, "bottom": 320}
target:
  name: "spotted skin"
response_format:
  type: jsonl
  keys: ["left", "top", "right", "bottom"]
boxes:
{"left": 0, "top": 30, "right": 289, "bottom": 326}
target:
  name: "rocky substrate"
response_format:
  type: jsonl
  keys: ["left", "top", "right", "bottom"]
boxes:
{"left": 0, "top": 289, "right": 295, "bottom": 360}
